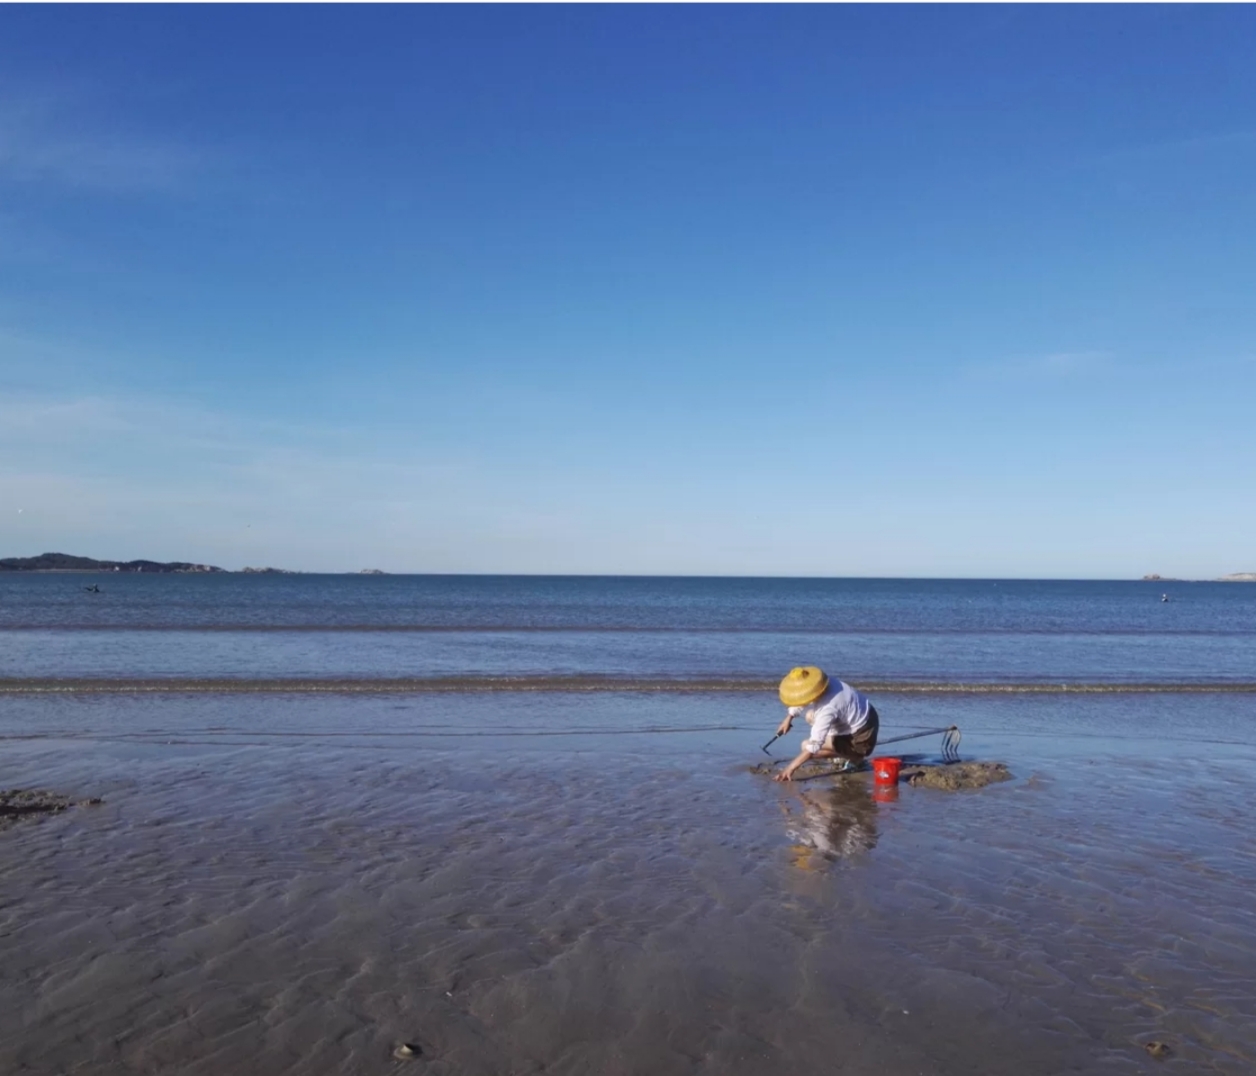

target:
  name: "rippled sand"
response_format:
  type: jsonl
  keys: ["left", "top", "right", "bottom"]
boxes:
{"left": 2, "top": 692, "right": 1255, "bottom": 1074}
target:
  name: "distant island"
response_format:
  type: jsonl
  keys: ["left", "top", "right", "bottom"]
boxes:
{"left": 1144, "top": 573, "right": 1256, "bottom": 583}
{"left": 0, "top": 552, "right": 304, "bottom": 574}
{"left": 0, "top": 552, "right": 225, "bottom": 573}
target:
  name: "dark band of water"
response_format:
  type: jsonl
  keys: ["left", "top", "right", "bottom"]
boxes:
{"left": 3, "top": 623, "right": 1254, "bottom": 637}
{"left": 3, "top": 676, "right": 1256, "bottom": 695}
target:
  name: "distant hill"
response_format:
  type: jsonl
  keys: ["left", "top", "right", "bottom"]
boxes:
{"left": 1218, "top": 572, "right": 1256, "bottom": 582}
{"left": 0, "top": 552, "right": 225, "bottom": 573}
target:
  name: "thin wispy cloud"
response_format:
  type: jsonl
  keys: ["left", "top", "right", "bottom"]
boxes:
{"left": 963, "top": 350, "right": 1112, "bottom": 382}
{"left": 0, "top": 388, "right": 377, "bottom": 461}
{"left": 0, "top": 93, "right": 208, "bottom": 194}
{"left": 1092, "top": 128, "right": 1256, "bottom": 169}
{"left": 0, "top": 387, "right": 487, "bottom": 569}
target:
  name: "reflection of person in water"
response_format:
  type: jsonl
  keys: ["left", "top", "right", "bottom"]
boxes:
{"left": 783, "top": 783, "right": 879, "bottom": 867}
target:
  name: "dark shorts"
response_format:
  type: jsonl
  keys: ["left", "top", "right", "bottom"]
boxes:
{"left": 828, "top": 704, "right": 879, "bottom": 760}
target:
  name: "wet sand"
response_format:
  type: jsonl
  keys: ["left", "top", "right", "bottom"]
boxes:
{"left": 2, "top": 691, "right": 1255, "bottom": 1074}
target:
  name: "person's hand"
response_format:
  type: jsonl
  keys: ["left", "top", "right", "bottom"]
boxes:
{"left": 776, "top": 716, "right": 792, "bottom": 737}
{"left": 774, "top": 763, "right": 799, "bottom": 783}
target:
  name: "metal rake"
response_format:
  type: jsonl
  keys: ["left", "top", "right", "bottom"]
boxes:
{"left": 875, "top": 724, "right": 962, "bottom": 762}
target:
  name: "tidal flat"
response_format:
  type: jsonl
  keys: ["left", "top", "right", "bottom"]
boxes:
{"left": 2, "top": 690, "right": 1254, "bottom": 1075}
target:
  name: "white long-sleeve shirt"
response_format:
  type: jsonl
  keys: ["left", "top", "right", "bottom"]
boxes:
{"left": 788, "top": 680, "right": 871, "bottom": 754}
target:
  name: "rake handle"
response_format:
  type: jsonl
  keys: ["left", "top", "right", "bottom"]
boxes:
{"left": 875, "top": 724, "right": 958, "bottom": 747}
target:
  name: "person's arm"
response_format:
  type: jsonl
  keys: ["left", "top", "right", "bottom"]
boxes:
{"left": 775, "top": 746, "right": 815, "bottom": 781}
{"left": 774, "top": 702, "right": 838, "bottom": 781}
{"left": 775, "top": 705, "right": 801, "bottom": 737}
{"left": 806, "top": 704, "right": 838, "bottom": 754}
{"left": 775, "top": 740, "right": 846, "bottom": 781}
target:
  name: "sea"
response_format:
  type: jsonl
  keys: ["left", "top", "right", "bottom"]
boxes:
{"left": 1, "top": 574, "right": 1254, "bottom": 1075}
{"left": 2, "top": 573, "right": 1254, "bottom": 688}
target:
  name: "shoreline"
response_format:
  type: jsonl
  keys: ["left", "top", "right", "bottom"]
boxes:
{"left": 3, "top": 675, "right": 1256, "bottom": 694}
{"left": 0, "top": 677, "right": 1250, "bottom": 693}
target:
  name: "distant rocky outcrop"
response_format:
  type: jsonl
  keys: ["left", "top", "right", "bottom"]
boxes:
{"left": 0, "top": 552, "right": 224, "bottom": 573}
{"left": 359, "top": 568, "right": 387, "bottom": 575}
{"left": 1218, "top": 572, "right": 1256, "bottom": 582}
{"left": 237, "top": 566, "right": 295, "bottom": 574}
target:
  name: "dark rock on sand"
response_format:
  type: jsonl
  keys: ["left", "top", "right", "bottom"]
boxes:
{"left": 1144, "top": 1041, "right": 1173, "bottom": 1059}
{"left": 0, "top": 789, "right": 101, "bottom": 829}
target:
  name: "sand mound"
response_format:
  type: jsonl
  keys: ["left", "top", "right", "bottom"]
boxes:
{"left": 749, "top": 759, "right": 1011, "bottom": 791}
{"left": 0, "top": 789, "right": 101, "bottom": 830}
{"left": 901, "top": 761, "right": 1011, "bottom": 790}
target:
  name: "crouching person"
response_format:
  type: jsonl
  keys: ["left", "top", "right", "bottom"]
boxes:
{"left": 773, "top": 666, "right": 879, "bottom": 783}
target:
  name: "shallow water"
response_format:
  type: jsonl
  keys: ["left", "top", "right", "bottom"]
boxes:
{"left": 2, "top": 576, "right": 1254, "bottom": 1072}
{"left": 2, "top": 689, "right": 1255, "bottom": 1075}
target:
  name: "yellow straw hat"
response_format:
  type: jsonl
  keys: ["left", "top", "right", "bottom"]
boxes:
{"left": 779, "top": 666, "right": 829, "bottom": 707}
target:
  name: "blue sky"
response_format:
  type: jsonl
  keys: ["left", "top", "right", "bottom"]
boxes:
{"left": 1, "top": 5, "right": 1254, "bottom": 576}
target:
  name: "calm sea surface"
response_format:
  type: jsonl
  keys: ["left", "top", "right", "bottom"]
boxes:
{"left": 2, "top": 576, "right": 1255, "bottom": 1074}
{"left": 1, "top": 574, "right": 1254, "bottom": 687}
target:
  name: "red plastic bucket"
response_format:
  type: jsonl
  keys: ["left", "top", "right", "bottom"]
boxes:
{"left": 872, "top": 757, "right": 902, "bottom": 786}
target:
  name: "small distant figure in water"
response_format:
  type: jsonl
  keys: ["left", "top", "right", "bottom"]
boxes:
{"left": 1161, "top": 593, "right": 1170, "bottom": 603}
{"left": 772, "top": 666, "right": 880, "bottom": 783}
{"left": 84, "top": 584, "right": 101, "bottom": 593}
